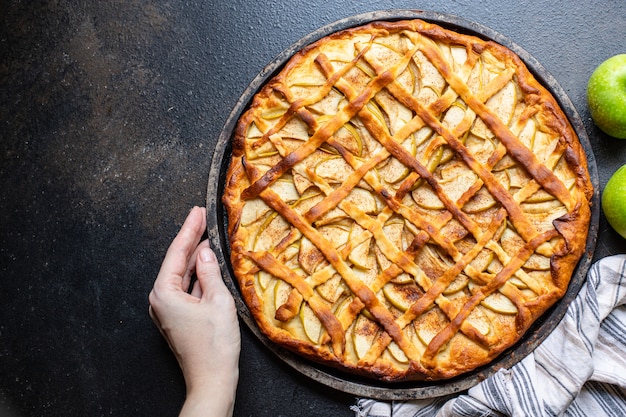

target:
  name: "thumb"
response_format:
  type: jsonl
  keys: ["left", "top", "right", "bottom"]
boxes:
{"left": 194, "top": 247, "right": 229, "bottom": 298}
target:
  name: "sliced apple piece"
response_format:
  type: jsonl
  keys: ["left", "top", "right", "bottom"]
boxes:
{"left": 464, "top": 134, "right": 486, "bottom": 155}
{"left": 377, "top": 156, "right": 410, "bottom": 184}
{"left": 314, "top": 156, "right": 354, "bottom": 184}
{"left": 316, "top": 274, "right": 345, "bottom": 303}
{"left": 339, "top": 122, "right": 363, "bottom": 156}
{"left": 240, "top": 198, "right": 271, "bottom": 226}
{"left": 500, "top": 227, "right": 525, "bottom": 257}
{"left": 298, "top": 237, "right": 324, "bottom": 274}
{"left": 285, "top": 242, "right": 301, "bottom": 257}
{"left": 400, "top": 57, "right": 418, "bottom": 94}
{"left": 372, "top": 192, "right": 387, "bottom": 212}
{"left": 527, "top": 206, "right": 569, "bottom": 234}
{"left": 247, "top": 122, "right": 264, "bottom": 139}
{"left": 494, "top": 170, "right": 511, "bottom": 190}
{"left": 322, "top": 141, "right": 343, "bottom": 155}
{"left": 410, "top": 143, "right": 443, "bottom": 191}
{"left": 307, "top": 88, "right": 343, "bottom": 115}
{"left": 486, "top": 257, "right": 503, "bottom": 274}
{"left": 348, "top": 237, "right": 372, "bottom": 270}
{"left": 524, "top": 253, "right": 551, "bottom": 271}
{"left": 261, "top": 105, "right": 288, "bottom": 120}
{"left": 417, "top": 325, "right": 439, "bottom": 346}
{"left": 521, "top": 288, "right": 537, "bottom": 300}
{"left": 518, "top": 118, "right": 536, "bottom": 149}
{"left": 440, "top": 171, "right": 477, "bottom": 204}
{"left": 481, "top": 292, "right": 518, "bottom": 315}
{"left": 468, "top": 249, "right": 494, "bottom": 273}
{"left": 451, "top": 45, "right": 468, "bottom": 69}
{"left": 471, "top": 113, "right": 496, "bottom": 140}
{"left": 371, "top": 40, "right": 402, "bottom": 59}
{"left": 291, "top": 190, "right": 323, "bottom": 214}
{"left": 383, "top": 221, "right": 404, "bottom": 249}
{"left": 524, "top": 189, "right": 556, "bottom": 203}
{"left": 344, "top": 188, "right": 377, "bottom": 214}
{"left": 374, "top": 89, "right": 412, "bottom": 134}
{"left": 254, "top": 213, "right": 289, "bottom": 251}
{"left": 401, "top": 225, "right": 416, "bottom": 252}
{"left": 401, "top": 134, "right": 417, "bottom": 156}
{"left": 467, "top": 279, "right": 482, "bottom": 293}
{"left": 463, "top": 185, "right": 497, "bottom": 213}
{"left": 329, "top": 296, "right": 354, "bottom": 340}
{"left": 508, "top": 276, "right": 528, "bottom": 289}
{"left": 533, "top": 130, "right": 558, "bottom": 162}
{"left": 414, "top": 244, "right": 452, "bottom": 280}
{"left": 387, "top": 341, "right": 409, "bottom": 363}
{"left": 293, "top": 172, "right": 314, "bottom": 195}
{"left": 270, "top": 178, "right": 300, "bottom": 202}
{"left": 442, "top": 274, "right": 469, "bottom": 295}
{"left": 333, "top": 295, "right": 352, "bottom": 316}
{"left": 274, "top": 280, "right": 293, "bottom": 313}
{"left": 319, "top": 225, "right": 351, "bottom": 249}
{"left": 411, "top": 183, "right": 445, "bottom": 210}
{"left": 360, "top": 308, "right": 375, "bottom": 321}
{"left": 347, "top": 222, "right": 373, "bottom": 267}
{"left": 507, "top": 167, "right": 531, "bottom": 189}
{"left": 391, "top": 273, "right": 414, "bottom": 285}
{"left": 278, "top": 116, "right": 310, "bottom": 141}
{"left": 465, "top": 306, "right": 492, "bottom": 336}
{"left": 258, "top": 270, "right": 273, "bottom": 291}
{"left": 537, "top": 241, "right": 555, "bottom": 258}
{"left": 438, "top": 158, "right": 465, "bottom": 178}
{"left": 521, "top": 199, "right": 565, "bottom": 214}
{"left": 353, "top": 315, "right": 380, "bottom": 360}
{"left": 441, "top": 101, "right": 467, "bottom": 131}
{"left": 314, "top": 206, "right": 348, "bottom": 226}
{"left": 469, "top": 279, "right": 518, "bottom": 314}
{"left": 382, "top": 282, "right": 422, "bottom": 312}
{"left": 425, "top": 144, "right": 444, "bottom": 172}
{"left": 487, "top": 81, "right": 517, "bottom": 127}
{"left": 300, "top": 303, "right": 322, "bottom": 343}
{"left": 413, "top": 49, "right": 446, "bottom": 96}
{"left": 418, "top": 81, "right": 444, "bottom": 103}
{"left": 413, "top": 126, "right": 434, "bottom": 147}
{"left": 352, "top": 266, "right": 377, "bottom": 287}
{"left": 250, "top": 143, "right": 278, "bottom": 161}
{"left": 374, "top": 245, "right": 392, "bottom": 271}
{"left": 366, "top": 100, "right": 389, "bottom": 133}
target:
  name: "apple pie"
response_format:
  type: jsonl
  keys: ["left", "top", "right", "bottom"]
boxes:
{"left": 222, "top": 19, "right": 593, "bottom": 381}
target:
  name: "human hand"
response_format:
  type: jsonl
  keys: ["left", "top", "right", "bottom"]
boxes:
{"left": 149, "top": 206, "right": 240, "bottom": 417}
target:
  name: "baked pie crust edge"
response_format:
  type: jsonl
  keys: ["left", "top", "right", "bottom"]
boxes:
{"left": 222, "top": 19, "right": 593, "bottom": 382}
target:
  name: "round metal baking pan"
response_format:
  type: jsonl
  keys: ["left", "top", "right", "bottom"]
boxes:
{"left": 206, "top": 9, "right": 600, "bottom": 400}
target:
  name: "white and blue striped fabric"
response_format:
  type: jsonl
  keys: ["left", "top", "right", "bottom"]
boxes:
{"left": 353, "top": 255, "right": 626, "bottom": 417}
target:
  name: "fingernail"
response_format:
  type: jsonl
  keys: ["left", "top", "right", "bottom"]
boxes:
{"left": 199, "top": 247, "right": 216, "bottom": 263}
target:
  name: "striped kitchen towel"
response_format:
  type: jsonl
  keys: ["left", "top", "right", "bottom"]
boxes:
{"left": 353, "top": 254, "right": 626, "bottom": 417}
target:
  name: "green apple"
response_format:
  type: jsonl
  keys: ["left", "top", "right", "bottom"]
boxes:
{"left": 602, "top": 164, "right": 626, "bottom": 239}
{"left": 587, "top": 54, "right": 626, "bottom": 139}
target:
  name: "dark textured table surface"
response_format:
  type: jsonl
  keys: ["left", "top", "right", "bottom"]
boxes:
{"left": 1, "top": 1, "right": 625, "bottom": 416}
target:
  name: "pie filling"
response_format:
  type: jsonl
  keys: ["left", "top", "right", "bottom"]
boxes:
{"left": 223, "top": 19, "right": 593, "bottom": 381}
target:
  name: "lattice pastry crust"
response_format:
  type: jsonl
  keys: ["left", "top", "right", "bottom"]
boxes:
{"left": 223, "top": 19, "right": 593, "bottom": 381}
